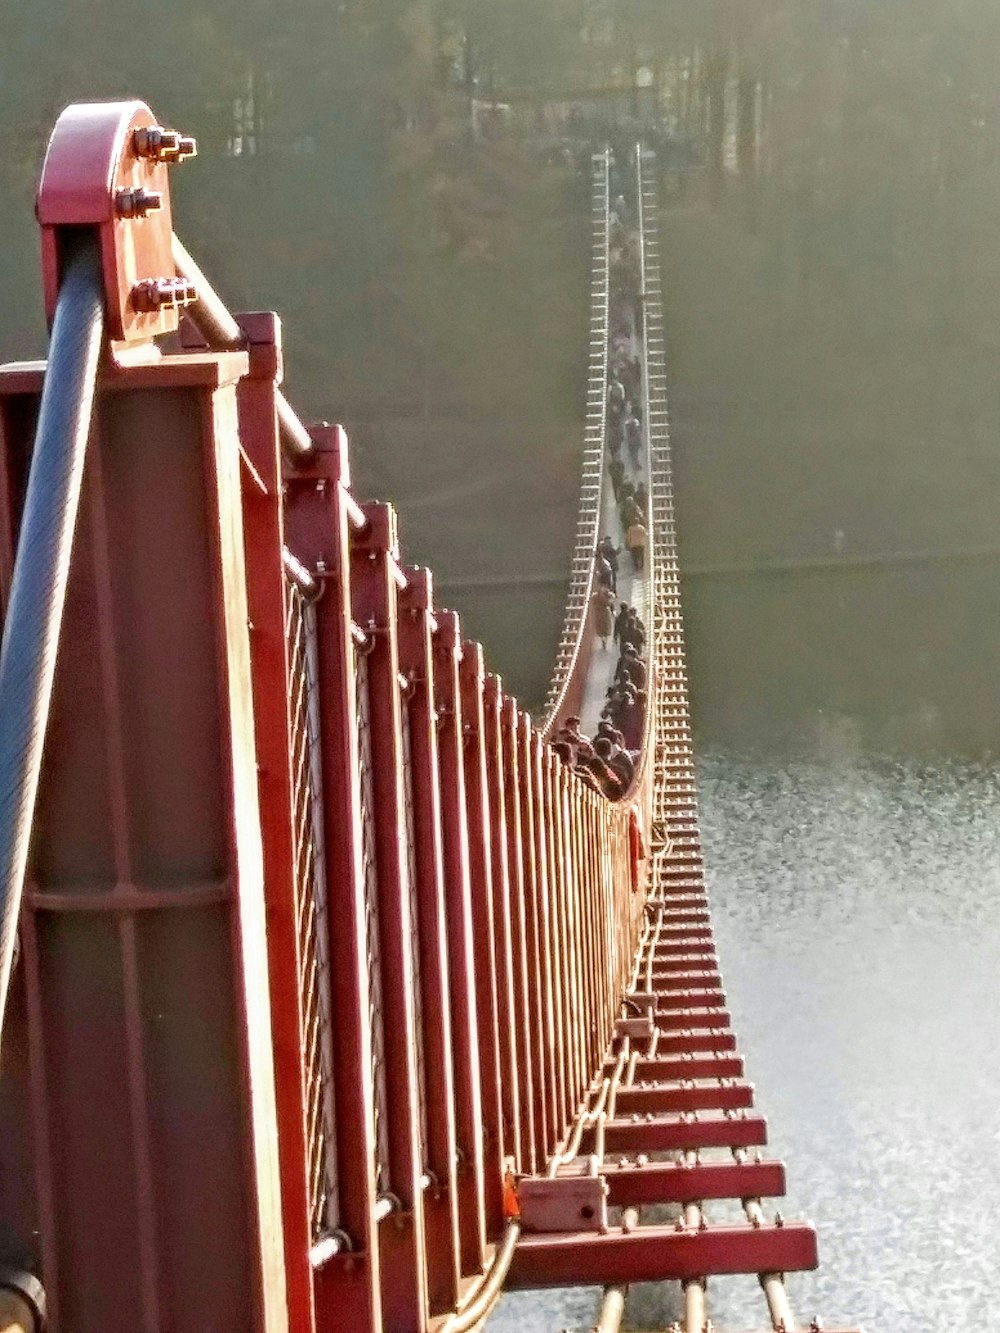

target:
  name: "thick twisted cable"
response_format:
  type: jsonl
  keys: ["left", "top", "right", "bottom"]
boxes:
{"left": 0, "top": 235, "right": 105, "bottom": 1037}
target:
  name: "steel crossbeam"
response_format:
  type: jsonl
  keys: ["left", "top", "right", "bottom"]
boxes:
{"left": 582, "top": 1111, "right": 767, "bottom": 1154}
{"left": 507, "top": 1220, "right": 818, "bottom": 1288}
{"left": 603, "top": 1157, "right": 786, "bottom": 1206}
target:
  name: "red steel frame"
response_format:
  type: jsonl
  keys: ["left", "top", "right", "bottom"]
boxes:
{"left": 0, "top": 100, "right": 859, "bottom": 1333}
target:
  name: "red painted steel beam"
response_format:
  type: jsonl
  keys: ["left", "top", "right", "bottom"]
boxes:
{"left": 481, "top": 676, "right": 523, "bottom": 1176}
{"left": 655, "top": 989, "right": 726, "bottom": 1010}
{"left": 499, "top": 697, "right": 537, "bottom": 1174}
{"left": 655, "top": 1008, "right": 732, "bottom": 1032}
{"left": 237, "top": 311, "right": 315, "bottom": 1333}
{"left": 397, "top": 568, "right": 462, "bottom": 1317}
{"left": 457, "top": 642, "right": 507, "bottom": 1237}
{"left": 642, "top": 1031, "right": 738, "bottom": 1055}
{"left": 433, "top": 614, "right": 489, "bottom": 1272}
{"left": 654, "top": 929, "right": 714, "bottom": 944}
{"left": 351, "top": 505, "right": 429, "bottom": 1330}
{"left": 603, "top": 1157, "right": 786, "bottom": 1207}
{"left": 648, "top": 971, "right": 722, "bottom": 991}
{"left": 582, "top": 1111, "right": 767, "bottom": 1153}
{"left": 620, "top": 1054, "right": 745, "bottom": 1080}
{"left": 538, "top": 744, "right": 570, "bottom": 1146}
{"left": 653, "top": 942, "right": 716, "bottom": 959}
{"left": 613, "top": 1080, "right": 754, "bottom": 1114}
{"left": 507, "top": 1220, "right": 818, "bottom": 1288}
{"left": 0, "top": 352, "right": 291, "bottom": 1332}
{"left": 513, "top": 708, "right": 549, "bottom": 1163}
{"left": 285, "top": 428, "right": 383, "bottom": 1333}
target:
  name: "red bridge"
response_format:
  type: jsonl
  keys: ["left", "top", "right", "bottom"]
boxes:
{"left": 0, "top": 102, "right": 859, "bottom": 1333}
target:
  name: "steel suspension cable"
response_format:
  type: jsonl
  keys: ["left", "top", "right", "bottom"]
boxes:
{"left": 0, "top": 233, "right": 105, "bottom": 1038}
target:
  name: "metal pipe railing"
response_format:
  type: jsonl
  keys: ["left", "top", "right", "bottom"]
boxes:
{"left": 171, "top": 235, "right": 316, "bottom": 463}
{"left": 0, "top": 233, "right": 105, "bottom": 1042}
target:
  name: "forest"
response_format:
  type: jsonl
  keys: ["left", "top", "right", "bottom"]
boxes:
{"left": 2, "top": 1, "right": 1000, "bottom": 727}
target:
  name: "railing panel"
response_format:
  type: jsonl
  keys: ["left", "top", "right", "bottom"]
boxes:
{"left": 284, "top": 578, "right": 339, "bottom": 1241}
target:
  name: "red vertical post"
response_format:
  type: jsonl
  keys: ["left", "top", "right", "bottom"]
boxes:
{"left": 235, "top": 311, "right": 315, "bottom": 1333}
{"left": 542, "top": 754, "right": 571, "bottom": 1139}
{"left": 396, "top": 568, "right": 462, "bottom": 1316}
{"left": 499, "top": 697, "right": 536, "bottom": 1175}
{"left": 351, "top": 505, "right": 428, "bottom": 1333}
{"left": 515, "top": 714, "right": 550, "bottom": 1162}
{"left": 481, "top": 677, "right": 522, "bottom": 1176}
{"left": 529, "top": 734, "right": 560, "bottom": 1153}
{"left": 561, "top": 771, "right": 584, "bottom": 1121}
{"left": 0, "top": 353, "right": 290, "bottom": 1333}
{"left": 284, "top": 428, "right": 381, "bottom": 1333}
{"left": 435, "top": 616, "right": 489, "bottom": 1271}
{"left": 458, "top": 647, "right": 506, "bottom": 1236}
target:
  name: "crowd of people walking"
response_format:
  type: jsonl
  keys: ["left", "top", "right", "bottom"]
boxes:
{"left": 553, "top": 145, "right": 652, "bottom": 796}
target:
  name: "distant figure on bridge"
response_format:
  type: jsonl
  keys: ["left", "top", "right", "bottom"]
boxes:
{"left": 607, "top": 374, "right": 626, "bottom": 422}
{"left": 595, "top": 735, "right": 633, "bottom": 790}
{"left": 626, "top": 517, "right": 647, "bottom": 571}
{"left": 621, "top": 609, "right": 646, "bottom": 653}
{"left": 634, "top": 479, "right": 648, "bottom": 513}
{"left": 613, "top": 600, "right": 630, "bottom": 647}
{"left": 619, "top": 645, "right": 647, "bottom": 691}
{"left": 622, "top": 408, "right": 641, "bottom": 467}
{"left": 597, "top": 535, "right": 620, "bottom": 591}
{"left": 619, "top": 487, "right": 639, "bottom": 529}
{"left": 608, "top": 455, "right": 625, "bottom": 502}
{"left": 591, "top": 583, "right": 616, "bottom": 650}
{"left": 594, "top": 550, "right": 614, "bottom": 592}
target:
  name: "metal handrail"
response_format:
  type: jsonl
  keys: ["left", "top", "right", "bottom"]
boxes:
{"left": 172, "top": 235, "right": 316, "bottom": 463}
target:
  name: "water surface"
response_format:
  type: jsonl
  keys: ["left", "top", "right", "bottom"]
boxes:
{"left": 490, "top": 749, "right": 1000, "bottom": 1331}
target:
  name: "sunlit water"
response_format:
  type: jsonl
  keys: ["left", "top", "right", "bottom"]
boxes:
{"left": 489, "top": 747, "right": 1000, "bottom": 1331}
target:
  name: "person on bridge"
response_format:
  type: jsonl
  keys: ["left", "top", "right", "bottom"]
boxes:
{"left": 594, "top": 550, "right": 614, "bottom": 592}
{"left": 613, "top": 600, "right": 630, "bottom": 647}
{"left": 587, "top": 744, "right": 626, "bottom": 798}
{"left": 607, "top": 374, "right": 626, "bottom": 422}
{"left": 626, "top": 517, "right": 647, "bottom": 570}
{"left": 621, "top": 610, "right": 646, "bottom": 653}
{"left": 620, "top": 645, "right": 647, "bottom": 691}
{"left": 623, "top": 408, "right": 641, "bottom": 467}
{"left": 597, "top": 535, "right": 620, "bottom": 591}
{"left": 634, "top": 479, "right": 648, "bottom": 513}
{"left": 608, "top": 455, "right": 625, "bottom": 503}
{"left": 591, "top": 583, "right": 616, "bottom": 650}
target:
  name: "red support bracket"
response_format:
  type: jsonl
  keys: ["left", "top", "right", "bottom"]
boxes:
{"left": 38, "top": 100, "right": 195, "bottom": 342}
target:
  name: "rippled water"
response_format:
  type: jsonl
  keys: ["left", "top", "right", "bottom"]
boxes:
{"left": 489, "top": 748, "right": 1000, "bottom": 1331}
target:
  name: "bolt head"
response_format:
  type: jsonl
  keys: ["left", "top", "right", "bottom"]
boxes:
{"left": 116, "top": 187, "right": 163, "bottom": 219}
{"left": 133, "top": 125, "right": 198, "bottom": 163}
{"left": 131, "top": 277, "right": 198, "bottom": 314}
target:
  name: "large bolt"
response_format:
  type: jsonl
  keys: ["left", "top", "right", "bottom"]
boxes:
{"left": 116, "top": 187, "right": 163, "bottom": 219}
{"left": 133, "top": 125, "right": 198, "bottom": 163}
{"left": 131, "top": 277, "right": 199, "bottom": 314}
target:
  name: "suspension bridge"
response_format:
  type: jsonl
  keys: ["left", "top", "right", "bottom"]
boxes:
{"left": 0, "top": 101, "right": 859, "bottom": 1333}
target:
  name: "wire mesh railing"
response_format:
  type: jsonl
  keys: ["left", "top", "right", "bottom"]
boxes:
{"left": 284, "top": 570, "right": 340, "bottom": 1240}
{"left": 355, "top": 647, "right": 392, "bottom": 1198}
{"left": 400, "top": 700, "right": 430, "bottom": 1172}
